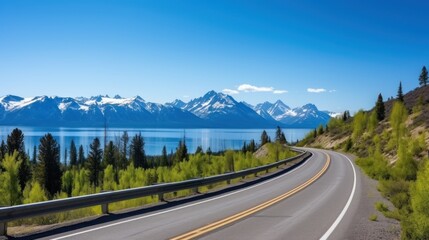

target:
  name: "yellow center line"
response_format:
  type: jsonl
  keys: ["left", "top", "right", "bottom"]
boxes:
{"left": 170, "top": 153, "right": 331, "bottom": 240}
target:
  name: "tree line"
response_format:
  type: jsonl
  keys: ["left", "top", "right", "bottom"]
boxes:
{"left": 0, "top": 126, "right": 292, "bottom": 212}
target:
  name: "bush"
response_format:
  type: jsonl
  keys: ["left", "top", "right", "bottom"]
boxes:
{"left": 369, "top": 214, "right": 378, "bottom": 221}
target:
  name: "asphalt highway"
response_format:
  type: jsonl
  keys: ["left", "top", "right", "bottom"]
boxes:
{"left": 24, "top": 148, "right": 358, "bottom": 240}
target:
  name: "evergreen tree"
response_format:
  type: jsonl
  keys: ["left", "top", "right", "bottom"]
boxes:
{"left": 280, "top": 132, "right": 287, "bottom": 144}
{"left": 0, "top": 140, "right": 6, "bottom": 163}
{"left": 78, "top": 145, "right": 85, "bottom": 165}
{"left": 317, "top": 125, "right": 324, "bottom": 135}
{"left": 313, "top": 129, "right": 317, "bottom": 138}
{"left": 64, "top": 147, "right": 68, "bottom": 167}
{"left": 260, "top": 130, "right": 270, "bottom": 146}
{"left": 375, "top": 93, "right": 385, "bottom": 121}
{"left": 206, "top": 147, "right": 212, "bottom": 156}
{"left": 32, "top": 146, "right": 37, "bottom": 164}
{"left": 161, "top": 145, "right": 168, "bottom": 166}
{"left": 7, "top": 128, "right": 31, "bottom": 191}
{"left": 342, "top": 110, "right": 351, "bottom": 121}
{"left": 275, "top": 126, "right": 283, "bottom": 143}
{"left": 103, "top": 141, "right": 116, "bottom": 168}
{"left": 241, "top": 141, "right": 247, "bottom": 153}
{"left": 248, "top": 139, "right": 256, "bottom": 152}
{"left": 130, "top": 133, "right": 147, "bottom": 168}
{"left": 120, "top": 131, "right": 129, "bottom": 169}
{"left": 397, "top": 81, "right": 404, "bottom": 102}
{"left": 69, "top": 140, "right": 77, "bottom": 166}
{"left": 419, "top": 66, "right": 428, "bottom": 86}
{"left": 37, "top": 133, "right": 62, "bottom": 197}
{"left": 87, "top": 138, "right": 103, "bottom": 187}
{"left": 195, "top": 146, "right": 203, "bottom": 155}
{"left": 175, "top": 140, "right": 189, "bottom": 163}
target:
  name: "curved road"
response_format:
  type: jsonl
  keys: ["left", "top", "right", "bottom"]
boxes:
{"left": 23, "top": 148, "right": 360, "bottom": 240}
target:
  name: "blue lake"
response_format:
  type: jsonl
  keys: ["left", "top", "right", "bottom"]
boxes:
{"left": 0, "top": 127, "right": 311, "bottom": 161}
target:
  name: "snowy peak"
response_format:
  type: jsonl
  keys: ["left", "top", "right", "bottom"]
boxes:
{"left": 183, "top": 91, "right": 238, "bottom": 118}
{"left": 167, "top": 99, "right": 186, "bottom": 109}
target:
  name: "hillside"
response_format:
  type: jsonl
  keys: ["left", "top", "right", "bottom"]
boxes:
{"left": 298, "top": 84, "right": 429, "bottom": 239}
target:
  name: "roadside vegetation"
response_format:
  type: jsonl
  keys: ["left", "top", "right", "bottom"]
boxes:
{"left": 298, "top": 66, "right": 429, "bottom": 239}
{"left": 0, "top": 126, "right": 294, "bottom": 226}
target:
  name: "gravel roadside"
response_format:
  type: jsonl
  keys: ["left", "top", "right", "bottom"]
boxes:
{"left": 344, "top": 153, "right": 401, "bottom": 240}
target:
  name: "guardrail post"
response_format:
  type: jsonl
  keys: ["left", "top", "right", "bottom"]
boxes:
{"left": 100, "top": 191, "right": 110, "bottom": 214}
{"left": 226, "top": 179, "right": 231, "bottom": 184}
{"left": 158, "top": 193, "right": 165, "bottom": 202}
{"left": 0, "top": 221, "right": 6, "bottom": 237}
{"left": 192, "top": 186, "right": 199, "bottom": 195}
{"left": 101, "top": 203, "right": 109, "bottom": 214}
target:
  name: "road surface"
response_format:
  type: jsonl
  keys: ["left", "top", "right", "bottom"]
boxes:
{"left": 20, "top": 148, "right": 359, "bottom": 240}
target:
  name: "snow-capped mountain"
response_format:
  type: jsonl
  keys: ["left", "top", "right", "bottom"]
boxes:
{"left": 178, "top": 91, "right": 271, "bottom": 127}
{"left": 0, "top": 95, "right": 204, "bottom": 127}
{"left": 252, "top": 101, "right": 331, "bottom": 128}
{"left": 0, "top": 92, "right": 333, "bottom": 128}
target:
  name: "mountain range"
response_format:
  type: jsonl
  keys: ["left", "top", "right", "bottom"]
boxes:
{"left": 0, "top": 91, "right": 336, "bottom": 128}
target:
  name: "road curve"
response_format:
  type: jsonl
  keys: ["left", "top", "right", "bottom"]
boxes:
{"left": 21, "top": 148, "right": 359, "bottom": 240}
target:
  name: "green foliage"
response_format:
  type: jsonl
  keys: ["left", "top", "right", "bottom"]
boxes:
{"left": 389, "top": 101, "right": 408, "bottom": 149}
{"left": 7, "top": 128, "right": 31, "bottom": 191}
{"left": 369, "top": 214, "right": 378, "bottom": 221}
{"left": 23, "top": 181, "right": 48, "bottom": 204}
{"left": 0, "top": 152, "right": 22, "bottom": 205}
{"left": 37, "top": 133, "right": 62, "bottom": 198}
{"left": 375, "top": 201, "right": 389, "bottom": 212}
{"left": 317, "top": 125, "right": 324, "bottom": 135}
{"left": 352, "top": 110, "right": 368, "bottom": 141}
{"left": 392, "top": 140, "right": 417, "bottom": 181}
{"left": 406, "top": 161, "right": 429, "bottom": 239}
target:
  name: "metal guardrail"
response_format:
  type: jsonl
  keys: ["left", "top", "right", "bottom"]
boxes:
{"left": 0, "top": 149, "right": 311, "bottom": 236}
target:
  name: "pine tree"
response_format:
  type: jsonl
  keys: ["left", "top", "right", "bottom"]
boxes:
{"left": 260, "top": 130, "right": 269, "bottom": 146}
{"left": 280, "top": 132, "right": 287, "bottom": 144}
{"left": 161, "top": 145, "right": 168, "bottom": 166}
{"left": 103, "top": 141, "right": 116, "bottom": 168}
{"left": 275, "top": 126, "right": 283, "bottom": 143}
{"left": 120, "top": 131, "right": 129, "bottom": 169}
{"left": 375, "top": 93, "right": 385, "bottom": 121}
{"left": 32, "top": 146, "right": 37, "bottom": 165}
{"left": 0, "top": 140, "right": 6, "bottom": 164}
{"left": 248, "top": 139, "right": 256, "bottom": 153}
{"left": 7, "top": 128, "right": 31, "bottom": 191}
{"left": 78, "top": 145, "right": 85, "bottom": 165}
{"left": 195, "top": 146, "right": 203, "bottom": 154}
{"left": 37, "top": 133, "right": 62, "bottom": 197}
{"left": 87, "top": 138, "right": 103, "bottom": 187}
{"left": 175, "top": 140, "right": 188, "bottom": 163}
{"left": 69, "top": 140, "right": 77, "bottom": 166}
{"left": 206, "top": 147, "right": 212, "bottom": 156}
{"left": 397, "top": 81, "right": 404, "bottom": 102}
{"left": 317, "top": 125, "right": 324, "bottom": 135}
{"left": 419, "top": 66, "right": 428, "bottom": 86}
{"left": 130, "top": 133, "right": 147, "bottom": 168}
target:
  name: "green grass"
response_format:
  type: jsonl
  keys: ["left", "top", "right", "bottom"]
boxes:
{"left": 369, "top": 214, "right": 378, "bottom": 221}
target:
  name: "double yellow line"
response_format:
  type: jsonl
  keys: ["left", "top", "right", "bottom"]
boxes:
{"left": 171, "top": 153, "right": 331, "bottom": 240}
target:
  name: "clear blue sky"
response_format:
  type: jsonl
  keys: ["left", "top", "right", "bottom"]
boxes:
{"left": 1, "top": 0, "right": 428, "bottom": 113}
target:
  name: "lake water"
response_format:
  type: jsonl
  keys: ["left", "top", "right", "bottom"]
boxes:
{"left": 0, "top": 127, "right": 311, "bottom": 161}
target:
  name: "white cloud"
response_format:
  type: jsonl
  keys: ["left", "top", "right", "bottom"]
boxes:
{"left": 307, "top": 88, "right": 327, "bottom": 93}
{"left": 222, "top": 89, "right": 239, "bottom": 95}
{"left": 329, "top": 89, "right": 337, "bottom": 93}
{"left": 238, "top": 84, "right": 274, "bottom": 92}
{"left": 273, "top": 90, "right": 288, "bottom": 94}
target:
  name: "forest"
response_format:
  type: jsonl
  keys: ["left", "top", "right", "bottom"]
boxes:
{"left": 0, "top": 126, "right": 293, "bottom": 226}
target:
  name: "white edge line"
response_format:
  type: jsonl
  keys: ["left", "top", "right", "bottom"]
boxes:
{"left": 51, "top": 154, "right": 314, "bottom": 240}
{"left": 319, "top": 152, "right": 357, "bottom": 240}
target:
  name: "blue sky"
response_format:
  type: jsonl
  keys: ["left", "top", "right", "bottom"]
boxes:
{"left": 1, "top": 0, "right": 428, "bottom": 113}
